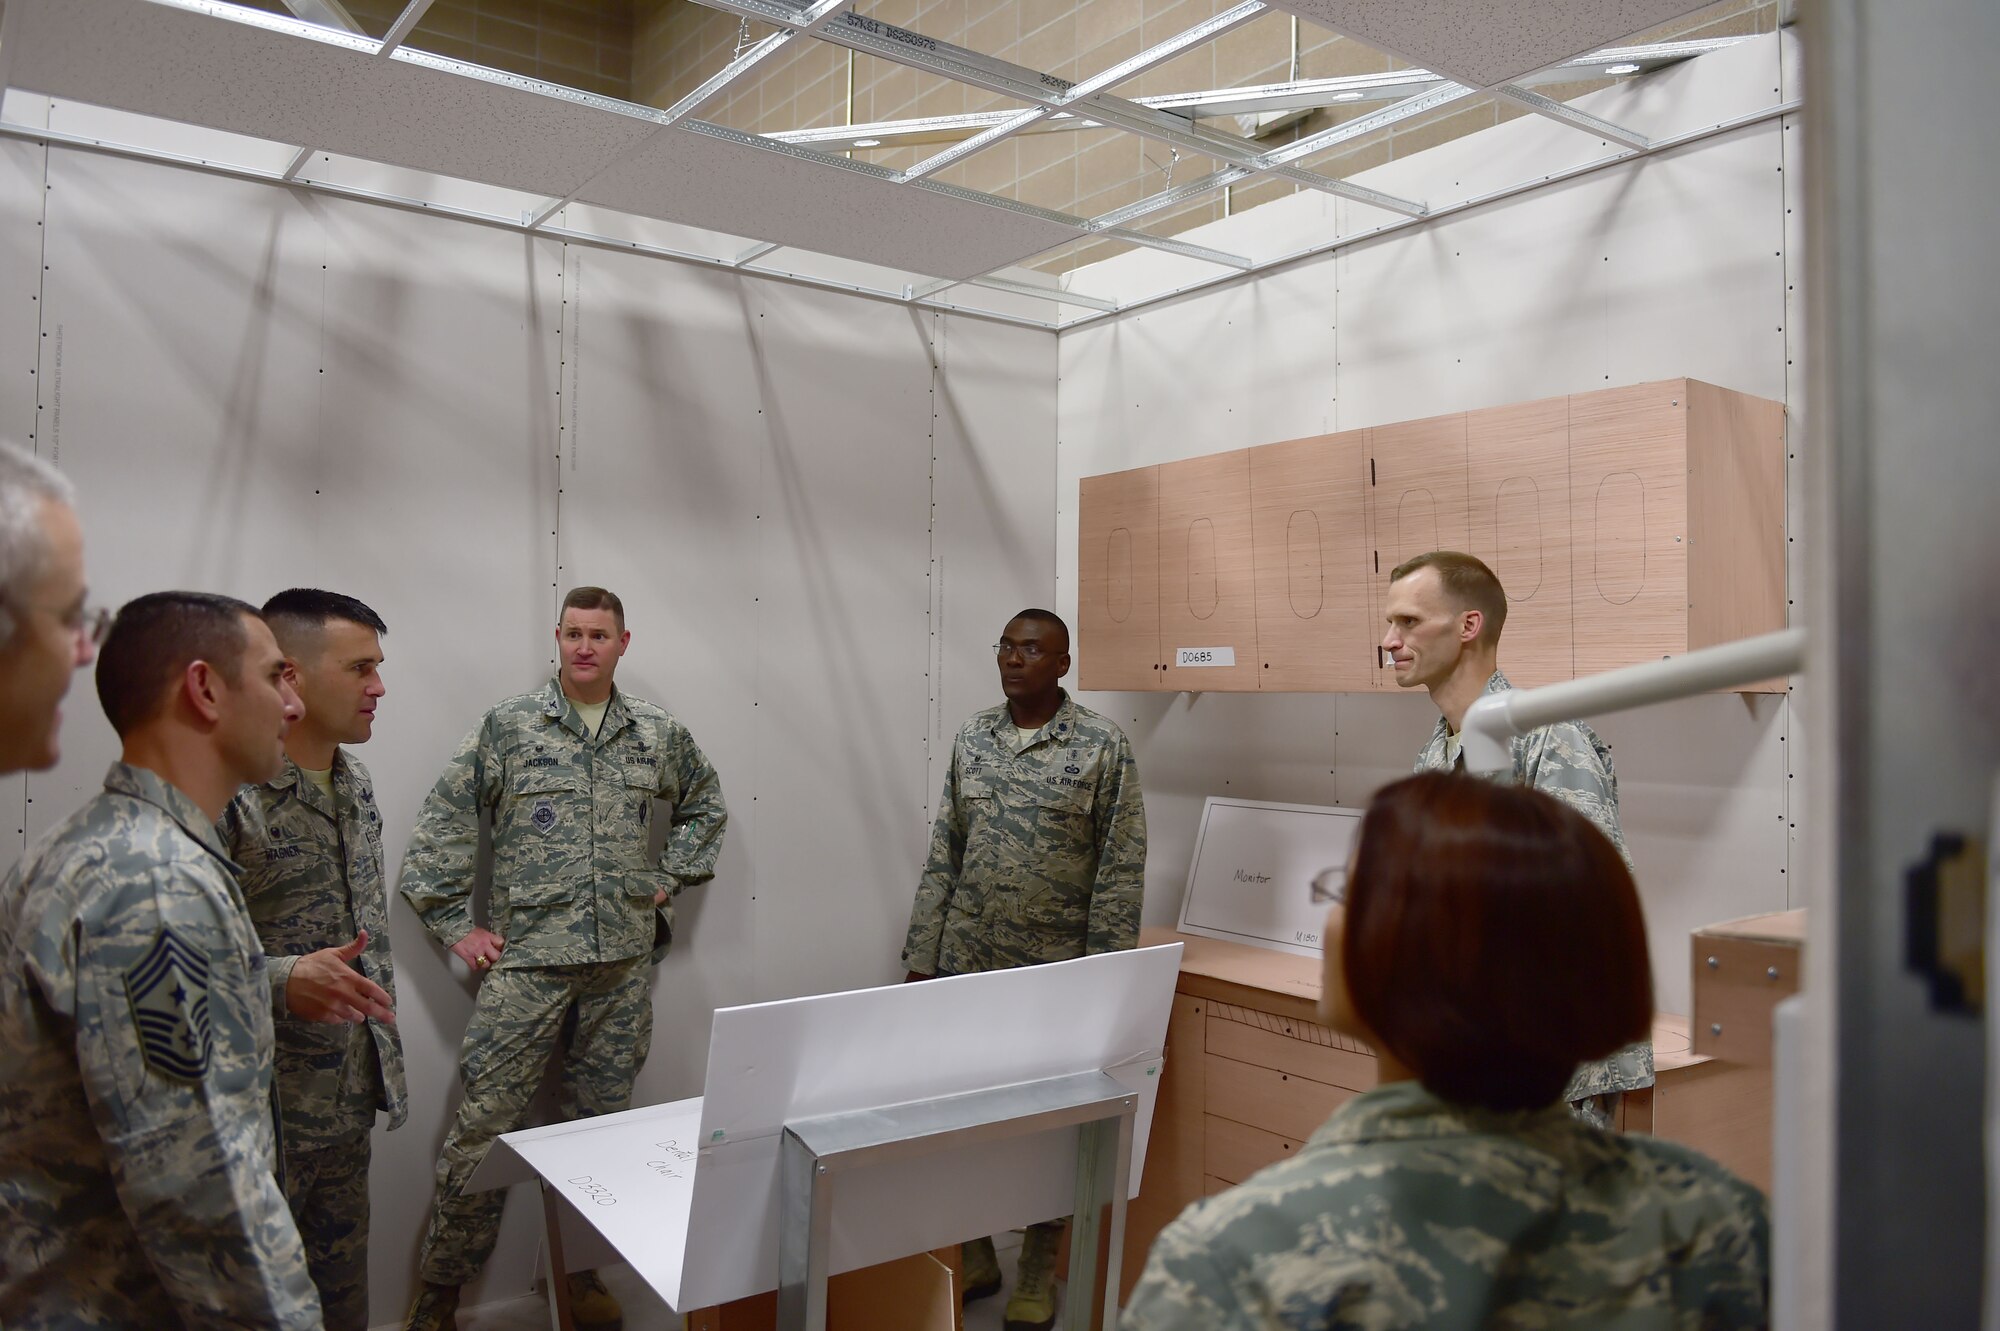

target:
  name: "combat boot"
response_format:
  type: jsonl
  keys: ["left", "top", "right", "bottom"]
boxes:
{"left": 1002, "top": 1223, "right": 1063, "bottom": 1331}
{"left": 566, "top": 1269, "right": 624, "bottom": 1331}
{"left": 403, "top": 1281, "right": 460, "bottom": 1331}
{"left": 961, "top": 1234, "right": 1002, "bottom": 1303}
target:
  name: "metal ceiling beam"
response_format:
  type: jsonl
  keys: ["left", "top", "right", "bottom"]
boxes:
{"left": 907, "top": 2, "right": 1271, "bottom": 181}
{"left": 378, "top": 0, "right": 439, "bottom": 58}
{"left": 1087, "top": 82, "right": 1472, "bottom": 232}
{"left": 1255, "top": 81, "right": 1477, "bottom": 170}
{"left": 688, "top": 0, "right": 1427, "bottom": 217}
{"left": 771, "top": 37, "right": 1748, "bottom": 155}
{"left": 965, "top": 273, "right": 1119, "bottom": 312}
{"left": 1493, "top": 84, "right": 1649, "bottom": 150}
{"left": 734, "top": 241, "right": 783, "bottom": 266}
{"left": 523, "top": 0, "right": 851, "bottom": 229}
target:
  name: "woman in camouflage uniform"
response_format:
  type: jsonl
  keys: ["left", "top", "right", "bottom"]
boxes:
{"left": 1125, "top": 773, "right": 1770, "bottom": 1331}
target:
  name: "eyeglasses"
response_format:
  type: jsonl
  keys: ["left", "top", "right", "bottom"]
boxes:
{"left": 71, "top": 606, "right": 111, "bottom": 647}
{"left": 1308, "top": 865, "right": 1348, "bottom": 908}
{"left": 993, "top": 641, "right": 1053, "bottom": 661}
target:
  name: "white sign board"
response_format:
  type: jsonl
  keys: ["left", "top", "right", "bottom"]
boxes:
{"left": 1176, "top": 797, "right": 1365, "bottom": 957}
{"left": 474, "top": 943, "right": 1182, "bottom": 1312}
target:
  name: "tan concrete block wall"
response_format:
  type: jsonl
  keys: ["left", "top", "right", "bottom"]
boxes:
{"left": 241, "top": 0, "right": 635, "bottom": 99}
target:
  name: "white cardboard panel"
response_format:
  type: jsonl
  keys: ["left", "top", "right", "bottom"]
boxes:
{"left": 550, "top": 244, "right": 769, "bottom": 1109}
{"left": 577, "top": 128, "right": 1088, "bottom": 282}
{"left": 679, "top": 945, "right": 1179, "bottom": 1308}
{"left": 4, "top": 0, "right": 660, "bottom": 199}
{"left": 1178, "top": 798, "right": 1365, "bottom": 956}
{"left": 742, "top": 281, "right": 936, "bottom": 1002}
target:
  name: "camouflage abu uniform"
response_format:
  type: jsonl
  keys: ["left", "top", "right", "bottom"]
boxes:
{"left": 1123, "top": 1079, "right": 1769, "bottom": 1331}
{"left": 1416, "top": 669, "right": 1653, "bottom": 1103}
{"left": 401, "top": 678, "right": 726, "bottom": 1285}
{"left": 218, "top": 752, "right": 408, "bottom": 1331}
{"left": 902, "top": 691, "right": 1147, "bottom": 977}
{"left": 0, "top": 763, "right": 321, "bottom": 1328}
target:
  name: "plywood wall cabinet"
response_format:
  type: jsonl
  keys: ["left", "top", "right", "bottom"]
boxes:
{"left": 1159, "top": 449, "right": 1262, "bottom": 691}
{"left": 1366, "top": 411, "right": 1470, "bottom": 687}
{"left": 1076, "top": 378, "right": 1787, "bottom": 696}
{"left": 1248, "top": 430, "right": 1374, "bottom": 691}
{"left": 1467, "top": 394, "right": 1574, "bottom": 689}
{"left": 1077, "top": 465, "right": 1163, "bottom": 691}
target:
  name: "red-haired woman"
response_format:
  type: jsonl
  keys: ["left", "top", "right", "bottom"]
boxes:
{"left": 1124, "top": 772, "right": 1769, "bottom": 1330}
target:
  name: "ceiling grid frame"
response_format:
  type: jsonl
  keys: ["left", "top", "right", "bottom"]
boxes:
{"left": 0, "top": 0, "right": 1791, "bottom": 327}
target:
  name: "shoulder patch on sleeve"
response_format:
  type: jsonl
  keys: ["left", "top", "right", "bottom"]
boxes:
{"left": 122, "top": 927, "right": 214, "bottom": 1081}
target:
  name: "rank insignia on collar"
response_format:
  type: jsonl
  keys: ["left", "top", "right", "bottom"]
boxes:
{"left": 123, "top": 927, "right": 213, "bottom": 1081}
{"left": 531, "top": 798, "right": 559, "bottom": 832}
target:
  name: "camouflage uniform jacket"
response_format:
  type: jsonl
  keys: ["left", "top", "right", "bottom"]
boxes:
{"left": 401, "top": 679, "right": 727, "bottom": 968}
{"left": 219, "top": 752, "right": 409, "bottom": 1147}
{"left": 902, "top": 692, "right": 1146, "bottom": 976}
{"left": 1417, "top": 669, "right": 1651, "bottom": 1098}
{"left": 0, "top": 763, "right": 321, "bottom": 1328}
{"left": 1124, "top": 1079, "right": 1770, "bottom": 1331}
{"left": 1417, "top": 669, "right": 1628, "bottom": 860}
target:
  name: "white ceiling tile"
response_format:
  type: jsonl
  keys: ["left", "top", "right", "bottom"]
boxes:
{"left": 2, "top": 0, "right": 1086, "bottom": 278}
{"left": 1265, "top": 0, "right": 1718, "bottom": 88}
{"left": 3, "top": 0, "right": 658, "bottom": 197}
{"left": 577, "top": 127, "right": 1085, "bottom": 281}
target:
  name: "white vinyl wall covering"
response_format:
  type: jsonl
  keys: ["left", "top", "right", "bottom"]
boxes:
{"left": 573, "top": 125, "right": 1090, "bottom": 281}
{"left": 1, "top": 0, "right": 663, "bottom": 199}
{"left": 1266, "top": 0, "right": 1721, "bottom": 87}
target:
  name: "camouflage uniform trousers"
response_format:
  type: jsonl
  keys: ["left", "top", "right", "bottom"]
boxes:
{"left": 419, "top": 956, "right": 654, "bottom": 1285}
{"left": 279, "top": 1019, "right": 382, "bottom": 1331}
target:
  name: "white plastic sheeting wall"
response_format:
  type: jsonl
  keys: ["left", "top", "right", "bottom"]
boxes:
{"left": 0, "top": 122, "right": 1054, "bottom": 1324}
{"left": 1055, "top": 32, "right": 1806, "bottom": 1020}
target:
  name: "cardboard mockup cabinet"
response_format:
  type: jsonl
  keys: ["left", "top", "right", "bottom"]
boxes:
{"left": 1077, "top": 378, "right": 1787, "bottom": 693}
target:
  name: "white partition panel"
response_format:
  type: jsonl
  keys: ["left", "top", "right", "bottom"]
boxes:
{"left": 309, "top": 195, "right": 564, "bottom": 1318}
{"left": 0, "top": 127, "right": 1055, "bottom": 1323}
{"left": 741, "top": 281, "right": 937, "bottom": 1003}
{"left": 1058, "top": 36, "right": 1802, "bottom": 1018}
{"left": 549, "top": 245, "right": 769, "bottom": 1108}
{"left": 22, "top": 148, "right": 327, "bottom": 838}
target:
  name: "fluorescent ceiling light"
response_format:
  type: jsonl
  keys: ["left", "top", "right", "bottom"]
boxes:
{"left": 1332, "top": 91, "right": 1363, "bottom": 101}
{"left": 1605, "top": 62, "right": 1642, "bottom": 74}
{"left": 853, "top": 137, "right": 882, "bottom": 147}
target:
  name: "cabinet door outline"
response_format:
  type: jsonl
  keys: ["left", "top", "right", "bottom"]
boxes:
{"left": 1285, "top": 509, "right": 1324, "bottom": 619}
{"left": 1107, "top": 526, "right": 1134, "bottom": 623}
{"left": 1591, "top": 470, "right": 1649, "bottom": 605}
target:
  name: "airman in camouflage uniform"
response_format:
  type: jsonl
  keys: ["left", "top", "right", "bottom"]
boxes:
{"left": 902, "top": 609, "right": 1146, "bottom": 1331}
{"left": 1123, "top": 1078, "right": 1771, "bottom": 1331}
{"left": 218, "top": 588, "right": 406, "bottom": 1330}
{"left": 1383, "top": 554, "right": 1651, "bottom": 1115}
{"left": 401, "top": 587, "right": 726, "bottom": 1329}
{"left": 0, "top": 592, "right": 321, "bottom": 1328}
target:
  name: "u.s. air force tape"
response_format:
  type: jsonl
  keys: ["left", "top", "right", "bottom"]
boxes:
{"left": 123, "top": 926, "right": 214, "bottom": 1081}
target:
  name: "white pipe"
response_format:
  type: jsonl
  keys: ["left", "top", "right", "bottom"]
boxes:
{"left": 1460, "top": 627, "right": 1807, "bottom": 774}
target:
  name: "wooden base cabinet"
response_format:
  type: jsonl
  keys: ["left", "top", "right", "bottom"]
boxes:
{"left": 1118, "top": 929, "right": 1780, "bottom": 1308}
{"left": 1077, "top": 378, "right": 1787, "bottom": 695}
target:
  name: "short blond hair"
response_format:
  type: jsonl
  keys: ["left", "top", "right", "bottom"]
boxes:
{"left": 1389, "top": 551, "right": 1507, "bottom": 645}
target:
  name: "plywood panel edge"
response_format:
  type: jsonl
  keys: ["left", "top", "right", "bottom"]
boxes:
{"left": 1685, "top": 379, "right": 1788, "bottom": 689}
